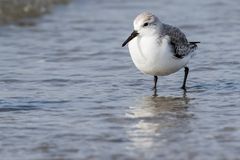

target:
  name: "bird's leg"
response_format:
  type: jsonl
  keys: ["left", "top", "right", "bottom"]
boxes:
{"left": 181, "top": 66, "right": 189, "bottom": 90}
{"left": 152, "top": 76, "right": 158, "bottom": 96}
{"left": 152, "top": 76, "right": 158, "bottom": 90}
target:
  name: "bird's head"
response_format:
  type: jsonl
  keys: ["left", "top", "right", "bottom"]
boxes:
{"left": 122, "top": 12, "right": 162, "bottom": 47}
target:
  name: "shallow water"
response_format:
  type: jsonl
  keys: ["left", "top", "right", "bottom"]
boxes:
{"left": 0, "top": 0, "right": 240, "bottom": 159}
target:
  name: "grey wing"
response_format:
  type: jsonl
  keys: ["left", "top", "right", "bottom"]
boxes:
{"left": 163, "top": 24, "right": 198, "bottom": 59}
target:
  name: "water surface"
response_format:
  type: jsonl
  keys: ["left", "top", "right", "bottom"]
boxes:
{"left": 0, "top": 0, "right": 239, "bottom": 159}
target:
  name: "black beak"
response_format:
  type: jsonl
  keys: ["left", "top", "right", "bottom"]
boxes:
{"left": 122, "top": 30, "right": 139, "bottom": 47}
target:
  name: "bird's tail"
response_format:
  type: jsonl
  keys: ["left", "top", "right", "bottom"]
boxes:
{"left": 189, "top": 41, "right": 200, "bottom": 49}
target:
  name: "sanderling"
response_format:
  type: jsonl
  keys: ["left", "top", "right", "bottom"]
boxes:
{"left": 122, "top": 11, "right": 199, "bottom": 95}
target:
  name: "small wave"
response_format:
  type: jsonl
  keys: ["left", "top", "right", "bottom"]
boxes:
{"left": 0, "top": 105, "right": 38, "bottom": 112}
{"left": 0, "top": 0, "right": 70, "bottom": 25}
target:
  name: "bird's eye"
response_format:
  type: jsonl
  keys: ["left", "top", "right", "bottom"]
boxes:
{"left": 143, "top": 23, "right": 149, "bottom": 27}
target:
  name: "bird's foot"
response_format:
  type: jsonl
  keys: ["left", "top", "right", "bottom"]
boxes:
{"left": 181, "top": 85, "right": 187, "bottom": 91}
{"left": 152, "top": 88, "right": 158, "bottom": 97}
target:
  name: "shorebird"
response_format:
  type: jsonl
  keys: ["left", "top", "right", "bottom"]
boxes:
{"left": 122, "top": 12, "right": 199, "bottom": 95}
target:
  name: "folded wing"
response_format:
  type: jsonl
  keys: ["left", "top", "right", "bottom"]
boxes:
{"left": 163, "top": 24, "right": 199, "bottom": 59}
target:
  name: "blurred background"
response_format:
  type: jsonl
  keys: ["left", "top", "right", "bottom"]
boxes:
{"left": 0, "top": 0, "right": 69, "bottom": 25}
{"left": 0, "top": 0, "right": 239, "bottom": 160}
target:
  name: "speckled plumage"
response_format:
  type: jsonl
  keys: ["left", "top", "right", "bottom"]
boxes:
{"left": 162, "top": 23, "right": 199, "bottom": 58}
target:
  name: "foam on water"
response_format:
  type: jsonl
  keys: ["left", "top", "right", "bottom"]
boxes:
{"left": 0, "top": 0, "right": 70, "bottom": 25}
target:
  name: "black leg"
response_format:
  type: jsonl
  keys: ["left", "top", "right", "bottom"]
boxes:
{"left": 181, "top": 67, "right": 189, "bottom": 90}
{"left": 153, "top": 76, "right": 158, "bottom": 90}
{"left": 152, "top": 76, "right": 158, "bottom": 96}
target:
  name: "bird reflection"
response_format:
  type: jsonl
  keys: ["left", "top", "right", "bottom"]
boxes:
{"left": 127, "top": 95, "right": 190, "bottom": 118}
{"left": 126, "top": 95, "right": 192, "bottom": 150}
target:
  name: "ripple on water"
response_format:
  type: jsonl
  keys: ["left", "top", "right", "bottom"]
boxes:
{"left": 0, "top": 105, "right": 39, "bottom": 112}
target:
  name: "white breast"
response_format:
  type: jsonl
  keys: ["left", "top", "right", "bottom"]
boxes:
{"left": 128, "top": 35, "right": 191, "bottom": 76}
